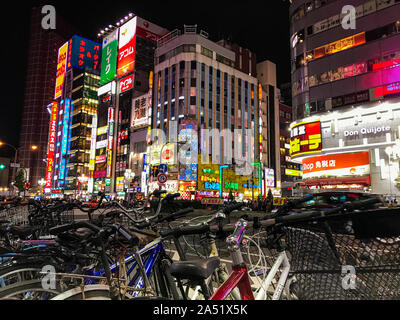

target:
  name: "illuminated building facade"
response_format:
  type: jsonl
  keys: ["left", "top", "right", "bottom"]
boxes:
{"left": 151, "top": 26, "right": 263, "bottom": 200}
{"left": 289, "top": 0, "right": 400, "bottom": 197}
{"left": 19, "top": 8, "right": 78, "bottom": 189}
{"left": 95, "top": 15, "right": 169, "bottom": 197}
{"left": 290, "top": 0, "right": 400, "bottom": 119}
{"left": 45, "top": 36, "right": 101, "bottom": 196}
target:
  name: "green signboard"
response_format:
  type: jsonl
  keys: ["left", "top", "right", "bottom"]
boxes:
{"left": 100, "top": 30, "right": 118, "bottom": 85}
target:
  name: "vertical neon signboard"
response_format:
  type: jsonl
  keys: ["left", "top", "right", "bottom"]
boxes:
{"left": 59, "top": 99, "right": 72, "bottom": 185}
{"left": 106, "top": 108, "right": 115, "bottom": 178}
{"left": 100, "top": 30, "right": 118, "bottom": 85}
{"left": 55, "top": 42, "right": 69, "bottom": 99}
{"left": 117, "top": 17, "right": 137, "bottom": 78}
{"left": 46, "top": 102, "right": 59, "bottom": 188}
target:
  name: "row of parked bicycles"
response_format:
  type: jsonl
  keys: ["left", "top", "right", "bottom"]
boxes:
{"left": 0, "top": 190, "right": 399, "bottom": 300}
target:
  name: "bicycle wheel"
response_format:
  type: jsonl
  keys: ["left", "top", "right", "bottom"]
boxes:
{"left": 0, "top": 265, "right": 44, "bottom": 292}
{"left": 51, "top": 285, "right": 111, "bottom": 300}
{"left": 0, "top": 279, "right": 60, "bottom": 300}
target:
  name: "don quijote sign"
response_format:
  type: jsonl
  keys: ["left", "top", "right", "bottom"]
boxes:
{"left": 344, "top": 126, "right": 391, "bottom": 137}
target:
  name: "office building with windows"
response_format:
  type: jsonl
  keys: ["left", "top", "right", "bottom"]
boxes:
{"left": 20, "top": 7, "right": 78, "bottom": 189}
{"left": 150, "top": 26, "right": 265, "bottom": 200}
{"left": 94, "top": 15, "right": 169, "bottom": 197}
{"left": 45, "top": 35, "right": 101, "bottom": 197}
{"left": 289, "top": 0, "right": 400, "bottom": 196}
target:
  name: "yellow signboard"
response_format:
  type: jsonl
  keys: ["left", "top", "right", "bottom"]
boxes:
{"left": 54, "top": 42, "right": 69, "bottom": 99}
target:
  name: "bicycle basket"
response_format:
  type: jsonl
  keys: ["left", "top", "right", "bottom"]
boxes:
{"left": 282, "top": 209, "right": 400, "bottom": 300}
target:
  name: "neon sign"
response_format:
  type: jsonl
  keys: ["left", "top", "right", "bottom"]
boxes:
{"left": 205, "top": 182, "right": 220, "bottom": 190}
{"left": 59, "top": 99, "right": 72, "bottom": 185}
{"left": 290, "top": 120, "right": 322, "bottom": 158}
{"left": 54, "top": 42, "right": 68, "bottom": 99}
{"left": 67, "top": 35, "right": 101, "bottom": 72}
{"left": 375, "top": 82, "right": 400, "bottom": 97}
{"left": 45, "top": 102, "right": 59, "bottom": 188}
{"left": 120, "top": 75, "right": 134, "bottom": 93}
{"left": 117, "top": 18, "right": 137, "bottom": 78}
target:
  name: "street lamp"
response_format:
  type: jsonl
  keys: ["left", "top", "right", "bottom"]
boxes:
{"left": 0, "top": 141, "right": 39, "bottom": 195}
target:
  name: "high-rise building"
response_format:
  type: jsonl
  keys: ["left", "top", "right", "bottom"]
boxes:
{"left": 45, "top": 35, "right": 101, "bottom": 197}
{"left": 289, "top": 0, "right": 400, "bottom": 196}
{"left": 290, "top": 0, "right": 400, "bottom": 118}
{"left": 257, "top": 61, "right": 283, "bottom": 197}
{"left": 150, "top": 26, "right": 264, "bottom": 200}
{"left": 19, "top": 7, "right": 78, "bottom": 189}
{"left": 94, "top": 15, "right": 169, "bottom": 197}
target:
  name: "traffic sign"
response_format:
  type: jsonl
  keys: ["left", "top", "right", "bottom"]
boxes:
{"left": 157, "top": 173, "right": 168, "bottom": 184}
{"left": 159, "top": 164, "right": 168, "bottom": 174}
{"left": 10, "top": 163, "right": 20, "bottom": 168}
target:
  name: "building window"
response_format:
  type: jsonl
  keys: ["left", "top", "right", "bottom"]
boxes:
{"left": 201, "top": 46, "right": 213, "bottom": 59}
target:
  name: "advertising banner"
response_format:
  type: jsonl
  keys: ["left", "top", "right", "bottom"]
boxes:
{"left": 119, "top": 74, "right": 134, "bottom": 93}
{"left": 290, "top": 120, "right": 322, "bottom": 158}
{"left": 375, "top": 82, "right": 400, "bottom": 97}
{"left": 54, "top": 42, "right": 69, "bottom": 99}
{"left": 59, "top": 99, "right": 72, "bottom": 184}
{"left": 132, "top": 92, "right": 151, "bottom": 128}
{"left": 117, "top": 17, "right": 137, "bottom": 78}
{"left": 45, "top": 102, "right": 59, "bottom": 188}
{"left": 100, "top": 30, "right": 118, "bottom": 85}
{"left": 68, "top": 35, "right": 101, "bottom": 72}
{"left": 302, "top": 152, "right": 370, "bottom": 180}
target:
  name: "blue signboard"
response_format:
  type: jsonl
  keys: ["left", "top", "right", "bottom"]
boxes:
{"left": 68, "top": 35, "right": 102, "bottom": 73}
{"left": 159, "top": 164, "right": 168, "bottom": 174}
{"left": 205, "top": 182, "right": 220, "bottom": 190}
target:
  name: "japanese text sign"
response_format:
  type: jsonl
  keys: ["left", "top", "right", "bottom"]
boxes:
{"left": 290, "top": 120, "right": 322, "bottom": 158}
{"left": 117, "top": 18, "right": 137, "bottom": 78}
{"left": 68, "top": 35, "right": 101, "bottom": 72}
{"left": 55, "top": 42, "right": 69, "bottom": 99}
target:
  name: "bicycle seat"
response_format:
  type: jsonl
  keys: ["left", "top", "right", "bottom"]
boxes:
{"left": 170, "top": 257, "right": 220, "bottom": 281}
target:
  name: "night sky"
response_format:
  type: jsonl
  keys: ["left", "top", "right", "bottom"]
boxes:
{"left": 1, "top": 0, "right": 291, "bottom": 158}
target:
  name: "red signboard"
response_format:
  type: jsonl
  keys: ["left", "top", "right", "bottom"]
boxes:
{"left": 290, "top": 121, "right": 322, "bottom": 158}
{"left": 303, "top": 152, "right": 370, "bottom": 175}
{"left": 373, "top": 59, "right": 400, "bottom": 72}
{"left": 45, "top": 102, "right": 59, "bottom": 188}
{"left": 95, "top": 155, "right": 107, "bottom": 164}
{"left": 302, "top": 152, "right": 371, "bottom": 187}
{"left": 375, "top": 82, "right": 400, "bottom": 97}
{"left": 117, "top": 18, "right": 137, "bottom": 78}
{"left": 119, "top": 75, "right": 134, "bottom": 93}
{"left": 94, "top": 170, "right": 107, "bottom": 179}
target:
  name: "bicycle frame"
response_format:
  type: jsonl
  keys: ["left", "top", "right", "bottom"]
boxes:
{"left": 210, "top": 263, "right": 254, "bottom": 300}
{"left": 210, "top": 220, "right": 255, "bottom": 300}
{"left": 255, "top": 251, "right": 291, "bottom": 300}
{"left": 88, "top": 238, "right": 166, "bottom": 296}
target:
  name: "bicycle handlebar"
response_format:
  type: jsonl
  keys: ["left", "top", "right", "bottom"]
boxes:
{"left": 49, "top": 221, "right": 102, "bottom": 235}
{"left": 275, "top": 197, "right": 382, "bottom": 224}
{"left": 159, "top": 197, "right": 382, "bottom": 239}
